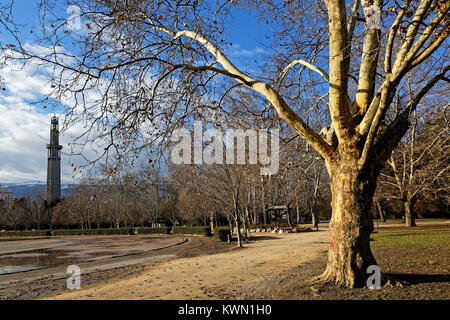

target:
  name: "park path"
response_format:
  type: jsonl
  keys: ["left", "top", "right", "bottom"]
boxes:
{"left": 45, "top": 227, "right": 330, "bottom": 299}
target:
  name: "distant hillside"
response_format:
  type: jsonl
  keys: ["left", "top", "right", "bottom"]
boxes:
{"left": 0, "top": 182, "right": 73, "bottom": 199}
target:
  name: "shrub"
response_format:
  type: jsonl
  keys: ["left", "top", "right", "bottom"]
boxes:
{"left": 214, "top": 227, "right": 231, "bottom": 242}
{"left": 51, "top": 228, "right": 133, "bottom": 236}
{"left": 135, "top": 227, "right": 171, "bottom": 235}
{"left": 172, "top": 226, "right": 211, "bottom": 237}
{"left": 0, "top": 230, "right": 51, "bottom": 237}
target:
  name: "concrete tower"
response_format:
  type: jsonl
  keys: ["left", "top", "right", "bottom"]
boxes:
{"left": 46, "top": 116, "right": 62, "bottom": 202}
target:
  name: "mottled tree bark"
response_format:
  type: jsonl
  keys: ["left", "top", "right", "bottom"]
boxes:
{"left": 404, "top": 199, "right": 416, "bottom": 227}
{"left": 318, "top": 149, "right": 380, "bottom": 288}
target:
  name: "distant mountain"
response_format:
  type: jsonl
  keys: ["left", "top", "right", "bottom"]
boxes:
{"left": 0, "top": 182, "right": 73, "bottom": 199}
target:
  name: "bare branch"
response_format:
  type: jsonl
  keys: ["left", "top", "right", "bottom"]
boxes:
{"left": 276, "top": 59, "right": 330, "bottom": 86}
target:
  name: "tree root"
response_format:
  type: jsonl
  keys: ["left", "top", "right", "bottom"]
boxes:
{"left": 309, "top": 268, "right": 356, "bottom": 288}
{"left": 311, "top": 269, "right": 409, "bottom": 290}
{"left": 382, "top": 274, "right": 408, "bottom": 288}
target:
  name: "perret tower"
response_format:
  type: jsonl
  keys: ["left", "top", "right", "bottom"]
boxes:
{"left": 46, "top": 116, "right": 63, "bottom": 202}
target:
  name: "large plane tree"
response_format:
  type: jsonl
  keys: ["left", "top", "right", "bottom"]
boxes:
{"left": 8, "top": 0, "right": 449, "bottom": 287}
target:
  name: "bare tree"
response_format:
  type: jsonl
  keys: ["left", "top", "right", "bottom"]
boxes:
{"left": 379, "top": 107, "right": 449, "bottom": 226}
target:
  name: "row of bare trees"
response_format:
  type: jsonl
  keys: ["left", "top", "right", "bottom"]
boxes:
{"left": 52, "top": 166, "right": 167, "bottom": 229}
{"left": 0, "top": 198, "right": 47, "bottom": 230}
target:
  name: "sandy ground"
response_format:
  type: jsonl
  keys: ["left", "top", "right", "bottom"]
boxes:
{"left": 45, "top": 228, "right": 330, "bottom": 299}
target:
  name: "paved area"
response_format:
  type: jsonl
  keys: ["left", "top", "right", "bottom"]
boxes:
{"left": 0, "top": 239, "right": 70, "bottom": 255}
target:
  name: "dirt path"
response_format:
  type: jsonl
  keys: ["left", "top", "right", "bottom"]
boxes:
{"left": 45, "top": 228, "right": 329, "bottom": 300}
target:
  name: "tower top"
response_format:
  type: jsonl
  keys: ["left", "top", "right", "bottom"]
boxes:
{"left": 51, "top": 116, "right": 59, "bottom": 131}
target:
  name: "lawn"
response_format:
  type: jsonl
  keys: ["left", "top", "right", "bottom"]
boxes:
{"left": 370, "top": 228, "right": 450, "bottom": 248}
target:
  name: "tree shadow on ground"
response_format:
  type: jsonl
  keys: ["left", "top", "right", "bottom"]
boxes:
{"left": 387, "top": 273, "right": 450, "bottom": 284}
{"left": 250, "top": 236, "right": 281, "bottom": 241}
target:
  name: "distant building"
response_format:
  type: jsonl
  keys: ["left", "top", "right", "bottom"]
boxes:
{"left": 0, "top": 186, "right": 13, "bottom": 204}
{"left": 46, "top": 116, "right": 63, "bottom": 202}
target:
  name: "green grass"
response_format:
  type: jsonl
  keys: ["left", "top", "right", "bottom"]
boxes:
{"left": 371, "top": 228, "right": 450, "bottom": 248}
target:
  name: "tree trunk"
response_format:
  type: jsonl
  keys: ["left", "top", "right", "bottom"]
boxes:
{"left": 376, "top": 200, "right": 386, "bottom": 223}
{"left": 311, "top": 209, "right": 318, "bottom": 228}
{"left": 404, "top": 200, "right": 416, "bottom": 227}
{"left": 261, "top": 179, "right": 267, "bottom": 225}
{"left": 210, "top": 213, "right": 215, "bottom": 233}
{"left": 242, "top": 215, "right": 248, "bottom": 239}
{"left": 286, "top": 205, "right": 292, "bottom": 227}
{"left": 235, "top": 215, "right": 242, "bottom": 247}
{"left": 318, "top": 159, "right": 379, "bottom": 288}
{"left": 312, "top": 182, "right": 320, "bottom": 228}
{"left": 245, "top": 205, "right": 250, "bottom": 228}
{"left": 251, "top": 205, "right": 257, "bottom": 225}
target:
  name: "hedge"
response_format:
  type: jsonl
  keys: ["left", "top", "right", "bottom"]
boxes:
{"left": 0, "top": 227, "right": 175, "bottom": 237}
{"left": 214, "top": 227, "right": 231, "bottom": 242}
{"left": 135, "top": 227, "right": 171, "bottom": 235}
{"left": 0, "top": 230, "right": 51, "bottom": 237}
{"left": 51, "top": 228, "right": 133, "bottom": 236}
{"left": 172, "top": 226, "right": 211, "bottom": 237}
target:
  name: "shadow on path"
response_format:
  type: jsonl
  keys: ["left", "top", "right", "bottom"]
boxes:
{"left": 388, "top": 273, "right": 450, "bottom": 284}
{"left": 251, "top": 236, "right": 281, "bottom": 241}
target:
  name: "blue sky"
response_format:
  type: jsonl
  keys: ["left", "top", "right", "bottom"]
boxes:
{"left": 7, "top": 1, "right": 268, "bottom": 59}
{"left": 0, "top": 1, "right": 270, "bottom": 184}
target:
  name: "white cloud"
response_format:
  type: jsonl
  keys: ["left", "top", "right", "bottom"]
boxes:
{"left": 0, "top": 65, "right": 50, "bottom": 100}
{"left": 0, "top": 48, "right": 101, "bottom": 184}
{"left": 0, "top": 102, "right": 52, "bottom": 183}
{"left": 0, "top": 99, "right": 90, "bottom": 183}
{"left": 227, "top": 43, "right": 265, "bottom": 58}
